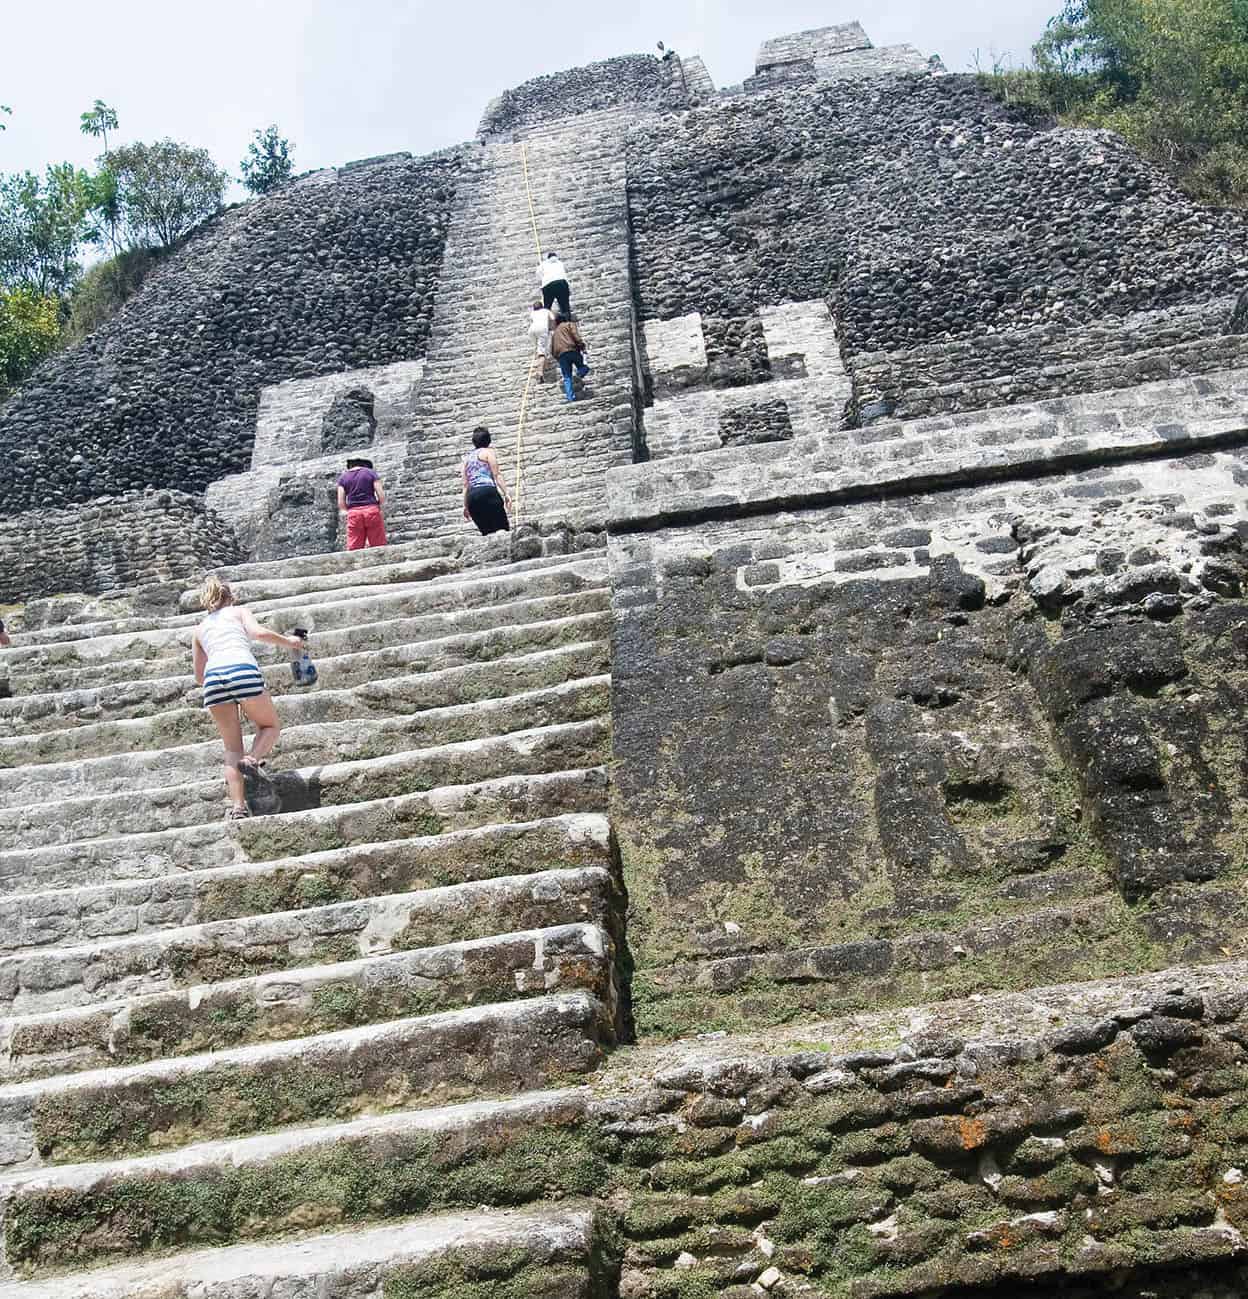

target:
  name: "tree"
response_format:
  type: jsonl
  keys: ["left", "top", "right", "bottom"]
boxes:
{"left": 79, "top": 100, "right": 119, "bottom": 154}
{"left": 0, "top": 164, "right": 94, "bottom": 295}
{"left": 0, "top": 106, "right": 10, "bottom": 132}
{"left": 983, "top": 0, "right": 1248, "bottom": 203}
{"left": 0, "top": 286, "right": 61, "bottom": 396}
{"left": 80, "top": 101, "right": 122, "bottom": 253}
{"left": 105, "top": 139, "right": 229, "bottom": 248}
{"left": 240, "top": 125, "right": 294, "bottom": 195}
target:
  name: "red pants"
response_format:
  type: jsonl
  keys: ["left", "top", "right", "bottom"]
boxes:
{"left": 346, "top": 505, "right": 387, "bottom": 550}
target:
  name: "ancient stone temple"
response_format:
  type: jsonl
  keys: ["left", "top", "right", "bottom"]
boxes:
{"left": 1, "top": 21, "right": 1248, "bottom": 1298}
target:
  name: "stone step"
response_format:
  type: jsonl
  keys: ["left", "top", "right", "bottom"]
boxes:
{"left": 0, "top": 810, "right": 611, "bottom": 953}
{"left": 9, "top": 586, "right": 609, "bottom": 695}
{"left": 0, "top": 991, "right": 611, "bottom": 1171}
{"left": 0, "top": 865, "right": 614, "bottom": 1016}
{"left": 435, "top": 246, "right": 630, "bottom": 274}
{"left": 174, "top": 553, "right": 465, "bottom": 612}
{"left": 205, "top": 533, "right": 461, "bottom": 585}
{"left": 10, "top": 1202, "right": 607, "bottom": 1299}
{"left": 0, "top": 1086, "right": 594, "bottom": 1278}
{"left": 6, "top": 554, "right": 608, "bottom": 650}
{"left": 7, "top": 640, "right": 608, "bottom": 769}
{"left": 0, "top": 717, "right": 609, "bottom": 850}
{"left": 177, "top": 544, "right": 607, "bottom": 615}
{"left": 0, "top": 610, "right": 610, "bottom": 736}
{"left": 0, "top": 761, "right": 607, "bottom": 896}
{"left": 0, "top": 919, "right": 614, "bottom": 1081}
{"left": 0, "top": 674, "right": 609, "bottom": 804}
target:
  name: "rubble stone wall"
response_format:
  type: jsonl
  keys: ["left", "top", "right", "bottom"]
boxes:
{"left": 0, "top": 491, "right": 241, "bottom": 604}
{"left": 478, "top": 54, "right": 700, "bottom": 139}
{"left": 625, "top": 76, "right": 1248, "bottom": 420}
{"left": 0, "top": 152, "right": 461, "bottom": 517}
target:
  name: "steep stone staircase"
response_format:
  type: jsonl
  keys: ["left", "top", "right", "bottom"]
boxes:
{"left": 0, "top": 536, "right": 622, "bottom": 1294}
{"left": 388, "top": 111, "right": 640, "bottom": 543}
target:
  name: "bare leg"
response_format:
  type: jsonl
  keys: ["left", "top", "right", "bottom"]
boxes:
{"left": 208, "top": 702, "right": 246, "bottom": 810}
{"left": 240, "top": 691, "right": 282, "bottom": 763}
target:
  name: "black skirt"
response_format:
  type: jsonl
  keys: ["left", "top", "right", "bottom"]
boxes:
{"left": 467, "top": 485, "right": 510, "bottom": 535}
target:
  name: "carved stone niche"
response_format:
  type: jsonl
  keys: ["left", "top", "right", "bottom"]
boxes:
{"left": 252, "top": 475, "right": 339, "bottom": 562}
{"left": 718, "top": 398, "right": 794, "bottom": 447}
{"left": 703, "top": 315, "right": 771, "bottom": 388}
{"left": 320, "top": 387, "right": 377, "bottom": 455}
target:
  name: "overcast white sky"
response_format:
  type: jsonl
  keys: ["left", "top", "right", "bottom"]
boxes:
{"left": 2, "top": 1, "right": 1058, "bottom": 187}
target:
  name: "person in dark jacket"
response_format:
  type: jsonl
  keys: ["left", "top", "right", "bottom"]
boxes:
{"left": 550, "top": 317, "right": 591, "bottom": 402}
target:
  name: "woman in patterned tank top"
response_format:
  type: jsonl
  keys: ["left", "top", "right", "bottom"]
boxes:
{"left": 462, "top": 427, "right": 512, "bottom": 536}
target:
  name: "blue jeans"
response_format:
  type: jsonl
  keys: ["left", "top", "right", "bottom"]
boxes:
{"left": 557, "top": 350, "right": 588, "bottom": 380}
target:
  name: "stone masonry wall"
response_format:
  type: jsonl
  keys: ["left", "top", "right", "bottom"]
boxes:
{"left": 756, "top": 23, "right": 873, "bottom": 68}
{"left": 0, "top": 491, "right": 241, "bottom": 603}
{"left": 849, "top": 297, "right": 1248, "bottom": 425}
{"left": 0, "top": 152, "right": 461, "bottom": 516}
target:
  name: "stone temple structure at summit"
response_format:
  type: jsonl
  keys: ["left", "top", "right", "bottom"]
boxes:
{"left": 3, "top": 18, "right": 1248, "bottom": 1297}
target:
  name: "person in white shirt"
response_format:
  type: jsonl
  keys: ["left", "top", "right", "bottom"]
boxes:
{"left": 191, "top": 576, "right": 304, "bottom": 821}
{"left": 538, "top": 252, "right": 572, "bottom": 319}
{"left": 528, "top": 300, "right": 555, "bottom": 381}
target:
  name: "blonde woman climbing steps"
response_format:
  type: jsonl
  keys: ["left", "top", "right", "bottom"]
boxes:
{"left": 192, "top": 576, "right": 304, "bottom": 821}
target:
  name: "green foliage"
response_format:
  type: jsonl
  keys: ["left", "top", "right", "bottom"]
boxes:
{"left": 65, "top": 246, "right": 159, "bottom": 342}
{"left": 105, "top": 139, "right": 229, "bottom": 248}
{"left": 0, "top": 164, "right": 95, "bottom": 295}
{"left": 79, "top": 100, "right": 119, "bottom": 152}
{"left": 0, "top": 105, "right": 10, "bottom": 131}
{"left": 0, "top": 286, "right": 61, "bottom": 395}
{"left": 80, "top": 105, "right": 123, "bottom": 252}
{"left": 981, "top": 0, "right": 1248, "bottom": 204}
{"left": 240, "top": 125, "right": 294, "bottom": 195}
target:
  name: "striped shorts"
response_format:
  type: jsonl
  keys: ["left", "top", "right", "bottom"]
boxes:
{"left": 203, "top": 663, "right": 266, "bottom": 708}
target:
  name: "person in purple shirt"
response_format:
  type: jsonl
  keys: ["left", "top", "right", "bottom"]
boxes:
{"left": 335, "top": 457, "right": 387, "bottom": 550}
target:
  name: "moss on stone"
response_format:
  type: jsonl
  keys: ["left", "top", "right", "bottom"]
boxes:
{"left": 383, "top": 1249, "right": 589, "bottom": 1299}
{"left": 8, "top": 1123, "right": 607, "bottom": 1271}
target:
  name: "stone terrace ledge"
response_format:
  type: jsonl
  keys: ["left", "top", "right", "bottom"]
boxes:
{"left": 606, "top": 367, "right": 1248, "bottom": 533}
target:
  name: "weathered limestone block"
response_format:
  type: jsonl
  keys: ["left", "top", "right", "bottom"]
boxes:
{"left": 642, "top": 300, "right": 850, "bottom": 460}
{"left": 756, "top": 22, "right": 873, "bottom": 71}
{"left": 642, "top": 314, "right": 707, "bottom": 396}
{"left": 251, "top": 360, "right": 423, "bottom": 467}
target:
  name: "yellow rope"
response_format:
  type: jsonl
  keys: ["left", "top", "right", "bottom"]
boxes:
{"left": 521, "top": 141, "right": 542, "bottom": 261}
{"left": 512, "top": 141, "right": 546, "bottom": 522}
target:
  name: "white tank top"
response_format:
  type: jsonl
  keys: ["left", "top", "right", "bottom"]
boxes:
{"left": 196, "top": 609, "right": 258, "bottom": 671}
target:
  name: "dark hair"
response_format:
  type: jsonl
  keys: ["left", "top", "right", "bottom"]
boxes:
{"left": 346, "top": 457, "right": 374, "bottom": 470}
{"left": 472, "top": 428, "right": 491, "bottom": 449}
{"left": 532, "top": 299, "right": 544, "bottom": 310}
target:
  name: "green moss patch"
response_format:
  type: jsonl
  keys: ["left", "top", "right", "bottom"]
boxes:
{"left": 8, "top": 1123, "right": 606, "bottom": 1272}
